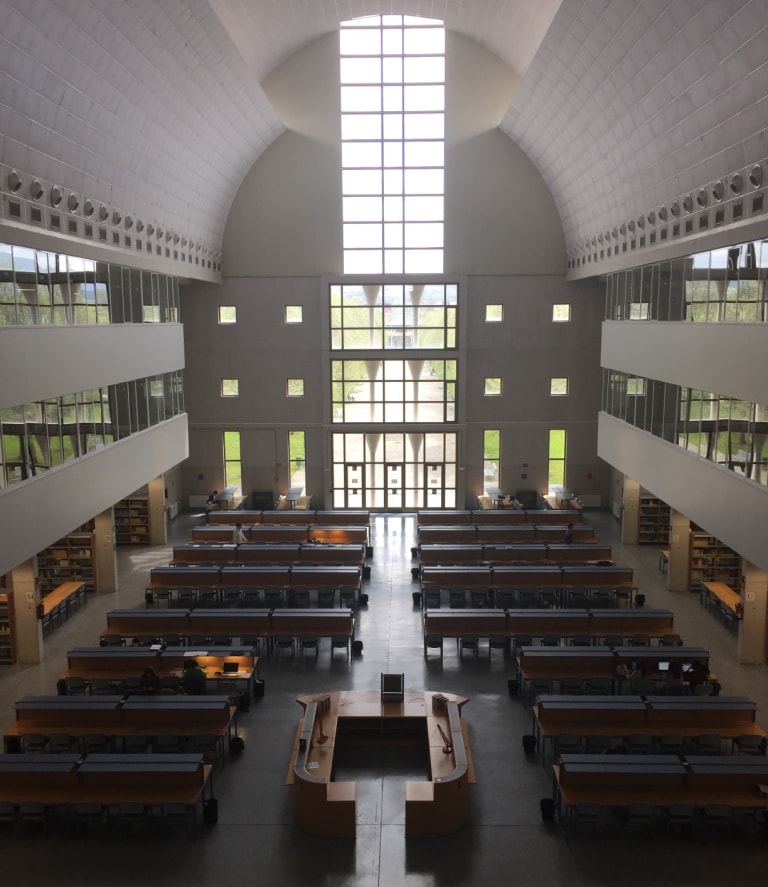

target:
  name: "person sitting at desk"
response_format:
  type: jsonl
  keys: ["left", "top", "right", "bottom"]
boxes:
{"left": 233, "top": 521, "right": 248, "bottom": 544}
{"left": 663, "top": 662, "right": 686, "bottom": 695}
{"left": 206, "top": 490, "right": 219, "bottom": 509}
{"left": 686, "top": 660, "right": 708, "bottom": 692}
{"left": 507, "top": 496, "right": 523, "bottom": 509}
{"left": 563, "top": 522, "right": 574, "bottom": 544}
{"left": 182, "top": 659, "right": 208, "bottom": 695}
{"left": 139, "top": 666, "right": 163, "bottom": 695}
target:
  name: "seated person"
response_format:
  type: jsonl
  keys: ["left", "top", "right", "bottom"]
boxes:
{"left": 181, "top": 659, "right": 208, "bottom": 695}
{"left": 139, "top": 666, "right": 163, "bottom": 695}
{"left": 507, "top": 496, "right": 523, "bottom": 509}
{"left": 233, "top": 521, "right": 248, "bottom": 544}
{"left": 206, "top": 490, "right": 219, "bottom": 509}
{"left": 663, "top": 661, "right": 686, "bottom": 695}
{"left": 686, "top": 660, "right": 708, "bottom": 691}
{"left": 563, "top": 522, "right": 575, "bottom": 544}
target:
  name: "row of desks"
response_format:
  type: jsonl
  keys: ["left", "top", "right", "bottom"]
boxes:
{"left": 150, "top": 564, "right": 361, "bottom": 591}
{"left": 0, "top": 752, "right": 212, "bottom": 811}
{"left": 554, "top": 753, "right": 768, "bottom": 816}
{"left": 534, "top": 695, "right": 765, "bottom": 764}
{"left": 517, "top": 645, "right": 712, "bottom": 690}
{"left": 418, "top": 525, "right": 596, "bottom": 544}
{"left": 207, "top": 510, "right": 370, "bottom": 528}
{"left": 3, "top": 694, "right": 237, "bottom": 754}
{"left": 103, "top": 608, "right": 355, "bottom": 643}
{"left": 195, "top": 524, "right": 370, "bottom": 545}
{"left": 417, "top": 543, "right": 613, "bottom": 566}
{"left": 63, "top": 646, "right": 259, "bottom": 696}
{"left": 423, "top": 608, "right": 676, "bottom": 640}
{"left": 420, "top": 565, "right": 634, "bottom": 598}
{"left": 417, "top": 510, "right": 583, "bottom": 526}
{"left": 173, "top": 542, "right": 366, "bottom": 566}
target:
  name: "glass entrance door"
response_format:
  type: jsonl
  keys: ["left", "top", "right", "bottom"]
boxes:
{"left": 425, "top": 462, "right": 445, "bottom": 509}
{"left": 332, "top": 432, "right": 456, "bottom": 510}
{"left": 385, "top": 462, "right": 404, "bottom": 509}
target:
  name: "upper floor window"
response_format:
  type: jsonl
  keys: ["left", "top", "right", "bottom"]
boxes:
{"left": 285, "top": 306, "right": 303, "bottom": 324}
{"left": 219, "top": 306, "right": 236, "bottom": 324}
{"left": 485, "top": 305, "right": 503, "bottom": 322}
{"left": 552, "top": 304, "right": 570, "bottom": 322}
{"left": 330, "top": 282, "right": 456, "bottom": 349}
{"left": 340, "top": 15, "right": 445, "bottom": 274}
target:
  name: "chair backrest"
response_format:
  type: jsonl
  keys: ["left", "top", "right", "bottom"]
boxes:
{"left": 381, "top": 672, "right": 404, "bottom": 703}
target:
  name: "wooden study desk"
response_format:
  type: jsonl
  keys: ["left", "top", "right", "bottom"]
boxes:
{"left": 532, "top": 695, "right": 765, "bottom": 764}
{"left": 554, "top": 753, "right": 768, "bottom": 819}
{"left": 40, "top": 581, "right": 85, "bottom": 617}
{"left": 63, "top": 646, "right": 258, "bottom": 694}
{"left": 289, "top": 690, "right": 473, "bottom": 837}
{"left": 0, "top": 753, "right": 213, "bottom": 814}
{"left": 171, "top": 544, "right": 239, "bottom": 564}
{"left": 3, "top": 695, "right": 238, "bottom": 759}
{"left": 517, "top": 646, "right": 712, "bottom": 694}
{"left": 418, "top": 526, "right": 482, "bottom": 544}
{"left": 704, "top": 581, "right": 742, "bottom": 615}
{"left": 417, "top": 510, "right": 474, "bottom": 526}
{"left": 422, "top": 608, "right": 677, "bottom": 649}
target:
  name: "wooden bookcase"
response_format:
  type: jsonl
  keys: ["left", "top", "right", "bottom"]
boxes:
{"left": 38, "top": 530, "right": 97, "bottom": 594}
{"left": 637, "top": 494, "right": 671, "bottom": 545}
{"left": 689, "top": 531, "right": 743, "bottom": 591}
{"left": 0, "top": 590, "right": 15, "bottom": 665}
{"left": 114, "top": 495, "right": 151, "bottom": 545}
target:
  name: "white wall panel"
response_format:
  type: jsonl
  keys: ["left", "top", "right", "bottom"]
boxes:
{"left": 0, "top": 414, "right": 188, "bottom": 577}
{"left": 598, "top": 411, "right": 768, "bottom": 572}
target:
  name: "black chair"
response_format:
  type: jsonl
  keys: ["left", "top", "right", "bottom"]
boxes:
{"left": 424, "top": 633, "right": 444, "bottom": 658}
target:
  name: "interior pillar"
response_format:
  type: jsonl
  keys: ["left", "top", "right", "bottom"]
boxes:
{"left": 94, "top": 508, "right": 118, "bottom": 594}
{"left": 738, "top": 561, "right": 767, "bottom": 665}
{"left": 620, "top": 477, "right": 639, "bottom": 544}
{"left": 10, "top": 559, "right": 43, "bottom": 664}
{"left": 148, "top": 475, "right": 168, "bottom": 546}
{"left": 667, "top": 509, "right": 690, "bottom": 592}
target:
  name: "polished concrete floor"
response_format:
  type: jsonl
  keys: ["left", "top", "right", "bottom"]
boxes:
{"left": 1, "top": 509, "right": 767, "bottom": 886}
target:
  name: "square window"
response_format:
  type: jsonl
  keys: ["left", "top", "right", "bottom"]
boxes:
{"left": 285, "top": 305, "right": 303, "bottom": 323}
{"left": 485, "top": 304, "right": 503, "bottom": 322}
{"left": 484, "top": 377, "right": 502, "bottom": 396}
{"left": 287, "top": 378, "right": 305, "bottom": 397}
{"left": 626, "top": 377, "right": 645, "bottom": 396}
{"left": 552, "top": 303, "right": 570, "bottom": 322}
{"left": 550, "top": 377, "right": 568, "bottom": 396}
{"left": 219, "top": 306, "right": 237, "bottom": 324}
{"left": 221, "top": 379, "right": 239, "bottom": 397}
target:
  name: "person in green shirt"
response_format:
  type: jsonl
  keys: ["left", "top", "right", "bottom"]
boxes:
{"left": 181, "top": 659, "right": 208, "bottom": 695}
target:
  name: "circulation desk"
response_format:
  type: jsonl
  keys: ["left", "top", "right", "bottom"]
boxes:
{"left": 289, "top": 690, "right": 473, "bottom": 837}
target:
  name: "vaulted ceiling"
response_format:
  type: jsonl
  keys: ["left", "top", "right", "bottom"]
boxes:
{"left": 1, "top": 0, "right": 766, "bottom": 275}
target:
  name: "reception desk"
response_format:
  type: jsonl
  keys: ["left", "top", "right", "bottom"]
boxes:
{"left": 289, "top": 690, "right": 473, "bottom": 837}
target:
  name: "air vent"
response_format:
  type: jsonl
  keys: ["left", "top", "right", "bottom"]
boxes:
{"left": 8, "top": 200, "right": 21, "bottom": 218}
{"left": 8, "top": 170, "right": 22, "bottom": 193}
{"left": 68, "top": 219, "right": 78, "bottom": 234}
{"left": 31, "top": 179, "right": 44, "bottom": 201}
{"left": 51, "top": 185, "right": 63, "bottom": 207}
{"left": 50, "top": 213, "right": 61, "bottom": 229}
{"left": 749, "top": 164, "right": 763, "bottom": 189}
{"left": 68, "top": 193, "right": 79, "bottom": 213}
{"left": 31, "top": 206, "right": 42, "bottom": 223}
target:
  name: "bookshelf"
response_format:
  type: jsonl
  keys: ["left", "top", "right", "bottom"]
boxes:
{"left": 114, "top": 495, "right": 151, "bottom": 545}
{"left": 689, "top": 531, "right": 743, "bottom": 591}
{"left": 0, "top": 590, "right": 15, "bottom": 665}
{"left": 38, "top": 531, "right": 97, "bottom": 595}
{"left": 637, "top": 494, "right": 671, "bottom": 545}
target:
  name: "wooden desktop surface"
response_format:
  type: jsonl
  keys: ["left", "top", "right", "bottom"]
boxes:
{"left": 40, "top": 581, "right": 84, "bottom": 616}
{"left": 704, "top": 581, "right": 742, "bottom": 614}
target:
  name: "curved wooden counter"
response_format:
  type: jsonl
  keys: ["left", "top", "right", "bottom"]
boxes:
{"left": 290, "top": 689, "right": 473, "bottom": 837}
